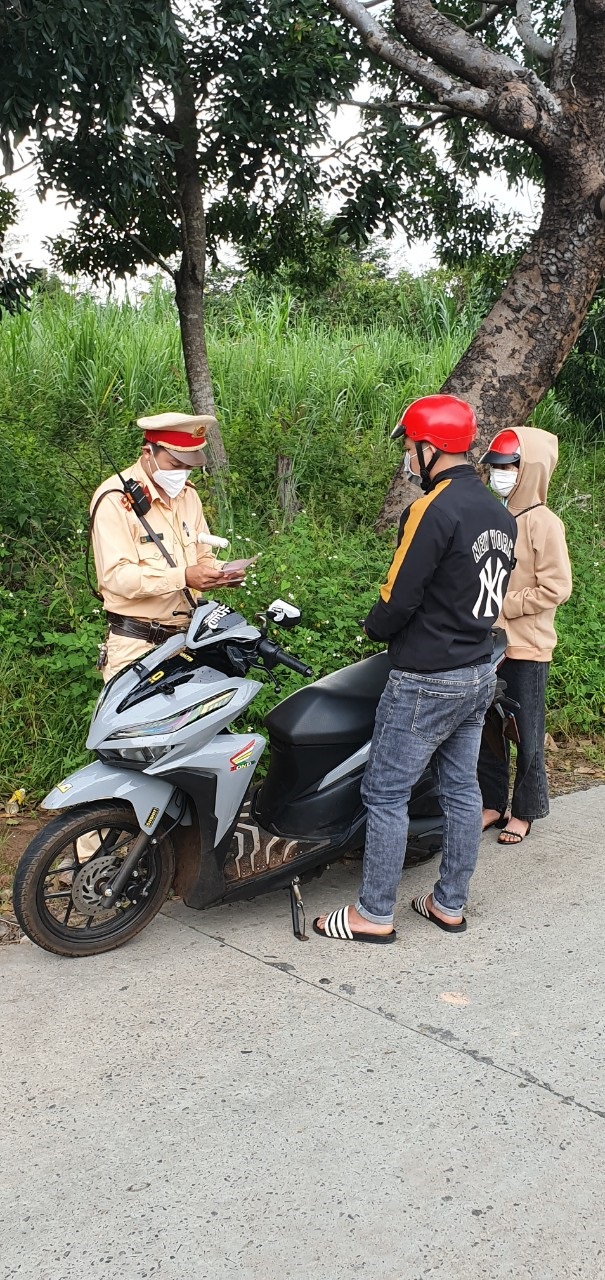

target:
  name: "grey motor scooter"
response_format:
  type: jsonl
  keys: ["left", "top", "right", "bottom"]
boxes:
{"left": 13, "top": 600, "right": 508, "bottom": 957}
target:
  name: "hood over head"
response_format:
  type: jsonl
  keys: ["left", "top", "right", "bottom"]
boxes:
{"left": 504, "top": 425, "right": 559, "bottom": 514}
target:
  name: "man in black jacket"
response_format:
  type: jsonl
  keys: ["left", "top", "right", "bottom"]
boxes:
{"left": 314, "top": 395, "right": 517, "bottom": 944}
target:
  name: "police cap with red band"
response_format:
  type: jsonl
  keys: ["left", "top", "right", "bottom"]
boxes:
{"left": 390, "top": 394, "right": 477, "bottom": 453}
{"left": 479, "top": 429, "right": 521, "bottom": 466}
{"left": 137, "top": 412, "right": 217, "bottom": 467}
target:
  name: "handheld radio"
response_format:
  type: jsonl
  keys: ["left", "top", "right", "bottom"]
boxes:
{"left": 102, "top": 447, "right": 152, "bottom": 517}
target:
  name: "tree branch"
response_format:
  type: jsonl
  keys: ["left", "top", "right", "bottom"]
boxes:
{"left": 330, "top": 0, "right": 564, "bottom": 154}
{"left": 514, "top": 2, "right": 554, "bottom": 62}
{"left": 344, "top": 96, "right": 467, "bottom": 136}
{"left": 118, "top": 228, "right": 177, "bottom": 280}
{"left": 551, "top": 0, "right": 577, "bottom": 90}
{"left": 345, "top": 97, "right": 462, "bottom": 114}
{"left": 315, "top": 130, "right": 366, "bottom": 161}
{"left": 465, "top": 3, "right": 514, "bottom": 35}
{"left": 1, "top": 156, "right": 34, "bottom": 179}
{"left": 328, "top": 1, "right": 492, "bottom": 115}
{"left": 88, "top": 194, "right": 178, "bottom": 280}
{"left": 392, "top": 0, "right": 524, "bottom": 90}
{"left": 137, "top": 95, "right": 180, "bottom": 143}
{"left": 409, "top": 109, "right": 455, "bottom": 135}
{"left": 390, "top": 99, "right": 462, "bottom": 115}
{"left": 345, "top": 97, "right": 463, "bottom": 117}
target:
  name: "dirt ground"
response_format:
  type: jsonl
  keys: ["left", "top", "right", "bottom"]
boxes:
{"left": 2, "top": 739, "right": 604, "bottom": 942}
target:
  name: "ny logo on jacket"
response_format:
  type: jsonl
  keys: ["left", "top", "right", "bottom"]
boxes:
{"left": 364, "top": 466, "right": 517, "bottom": 673}
{"left": 471, "top": 528, "right": 515, "bottom": 618}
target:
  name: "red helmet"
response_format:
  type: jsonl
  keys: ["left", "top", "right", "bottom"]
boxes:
{"left": 391, "top": 394, "right": 477, "bottom": 453}
{"left": 479, "top": 429, "right": 521, "bottom": 466}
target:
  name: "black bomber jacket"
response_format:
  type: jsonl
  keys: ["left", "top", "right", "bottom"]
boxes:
{"left": 364, "top": 465, "right": 517, "bottom": 673}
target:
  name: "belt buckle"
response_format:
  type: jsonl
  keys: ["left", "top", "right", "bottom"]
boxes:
{"left": 149, "top": 620, "right": 164, "bottom": 645}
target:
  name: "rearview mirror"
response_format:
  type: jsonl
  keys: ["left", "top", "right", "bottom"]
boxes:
{"left": 266, "top": 599, "right": 301, "bottom": 629}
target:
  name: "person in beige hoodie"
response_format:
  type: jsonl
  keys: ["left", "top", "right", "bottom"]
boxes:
{"left": 477, "top": 425, "right": 572, "bottom": 843}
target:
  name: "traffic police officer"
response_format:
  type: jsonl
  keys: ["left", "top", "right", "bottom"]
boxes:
{"left": 90, "top": 412, "right": 244, "bottom": 682}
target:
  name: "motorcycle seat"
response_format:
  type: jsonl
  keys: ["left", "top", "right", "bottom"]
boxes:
{"left": 264, "top": 651, "right": 392, "bottom": 746}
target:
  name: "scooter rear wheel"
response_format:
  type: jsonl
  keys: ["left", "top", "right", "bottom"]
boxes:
{"left": 13, "top": 801, "right": 175, "bottom": 958}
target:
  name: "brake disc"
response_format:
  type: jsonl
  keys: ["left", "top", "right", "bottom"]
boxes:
{"left": 71, "top": 854, "right": 122, "bottom": 916}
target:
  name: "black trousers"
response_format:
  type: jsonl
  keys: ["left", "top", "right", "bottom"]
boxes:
{"left": 477, "top": 658, "right": 550, "bottom": 821}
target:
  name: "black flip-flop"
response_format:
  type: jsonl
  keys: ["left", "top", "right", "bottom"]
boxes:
{"left": 313, "top": 906, "right": 396, "bottom": 944}
{"left": 411, "top": 893, "right": 467, "bottom": 934}
{"left": 483, "top": 809, "right": 509, "bottom": 831}
{"left": 498, "top": 821, "right": 532, "bottom": 845}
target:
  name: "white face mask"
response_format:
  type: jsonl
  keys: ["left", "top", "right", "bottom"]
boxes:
{"left": 150, "top": 454, "right": 191, "bottom": 498}
{"left": 404, "top": 449, "right": 424, "bottom": 488}
{"left": 489, "top": 467, "right": 518, "bottom": 499}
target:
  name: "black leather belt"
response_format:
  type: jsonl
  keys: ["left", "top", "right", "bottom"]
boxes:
{"left": 106, "top": 612, "right": 186, "bottom": 646}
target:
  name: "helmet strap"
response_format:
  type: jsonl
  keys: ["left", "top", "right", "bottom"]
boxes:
{"left": 416, "top": 443, "right": 442, "bottom": 493}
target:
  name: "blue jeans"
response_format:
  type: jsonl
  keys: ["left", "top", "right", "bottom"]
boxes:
{"left": 357, "top": 664, "right": 497, "bottom": 925}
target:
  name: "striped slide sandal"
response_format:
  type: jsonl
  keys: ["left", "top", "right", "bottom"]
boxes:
{"left": 411, "top": 893, "right": 467, "bottom": 934}
{"left": 313, "top": 906, "right": 396, "bottom": 944}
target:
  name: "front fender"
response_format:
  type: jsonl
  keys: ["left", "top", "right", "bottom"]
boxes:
{"left": 43, "top": 761, "right": 177, "bottom": 835}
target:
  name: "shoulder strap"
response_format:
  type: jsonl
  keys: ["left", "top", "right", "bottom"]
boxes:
{"left": 515, "top": 502, "right": 543, "bottom": 517}
{"left": 87, "top": 488, "right": 197, "bottom": 611}
{"left": 135, "top": 507, "right": 197, "bottom": 611}
{"left": 86, "top": 488, "right": 123, "bottom": 601}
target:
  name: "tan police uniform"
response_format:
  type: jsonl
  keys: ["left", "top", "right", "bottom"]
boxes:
{"left": 90, "top": 413, "right": 218, "bottom": 683}
{"left": 76, "top": 414, "right": 221, "bottom": 864}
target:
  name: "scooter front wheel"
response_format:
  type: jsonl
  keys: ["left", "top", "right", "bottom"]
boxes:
{"left": 12, "top": 801, "right": 175, "bottom": 958}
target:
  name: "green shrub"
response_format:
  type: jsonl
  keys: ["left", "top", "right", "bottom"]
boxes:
{"left": 0, "top": 279, "right": 603, "bottom": 799}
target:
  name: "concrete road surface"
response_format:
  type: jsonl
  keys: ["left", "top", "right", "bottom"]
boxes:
{"left": 2, "top": 787, "right": 604, "bottom": 1280}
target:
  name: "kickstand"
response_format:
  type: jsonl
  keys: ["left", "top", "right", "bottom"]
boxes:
{"left": 289, "top": 877, "right": 308, "bottom": 941}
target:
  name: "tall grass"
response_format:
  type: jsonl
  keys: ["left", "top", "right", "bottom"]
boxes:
{"left": 0, "top": 283, "right": 481, "bottom": 529}
{"left": 0, "top": 280, "right": 603, "bottom": 797}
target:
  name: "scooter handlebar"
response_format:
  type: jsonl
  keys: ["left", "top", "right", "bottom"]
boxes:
{"left": 276, "top": 651, "right": 314, "bottom": 678}
{"left": 257, "top": 637, "right": 313, "bottom": 678}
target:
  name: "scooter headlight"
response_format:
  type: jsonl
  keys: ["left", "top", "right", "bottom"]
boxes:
{"left": 107, "top": 689, "right": 237, "bottom": 740}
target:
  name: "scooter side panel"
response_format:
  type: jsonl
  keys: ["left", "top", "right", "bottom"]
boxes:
{"left": 155, "top": 733, "right": 265, "bottom": 842}
{"left": 42, "top": 761, "right": 176, "bottom": 835}
{"left": 254, "top": 767, "right": 365, "bottom": 840}
{"left": 317, "top": 742, "right": 370, "bottom": 791}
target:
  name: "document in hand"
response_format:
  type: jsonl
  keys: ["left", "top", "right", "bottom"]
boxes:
{"left": 219, "top": 556, "right": 258, "bottom": 575}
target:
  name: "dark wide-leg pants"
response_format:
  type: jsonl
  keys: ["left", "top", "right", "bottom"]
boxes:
{"left": 477, "top": 657, "right": 550, "bottom": 821}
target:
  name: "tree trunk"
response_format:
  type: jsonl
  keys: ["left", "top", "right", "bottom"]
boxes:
{"left": 378, "top": 173, "right": 605, "bottom": 527}
{"left": 377, "top": 0, "right": 605, "bottom": 529}
{"left": 172, "top": 75, "right": 228, "bottom": 471}
{"left": 276, "top": 454, "right": 301, "bottom": 523}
